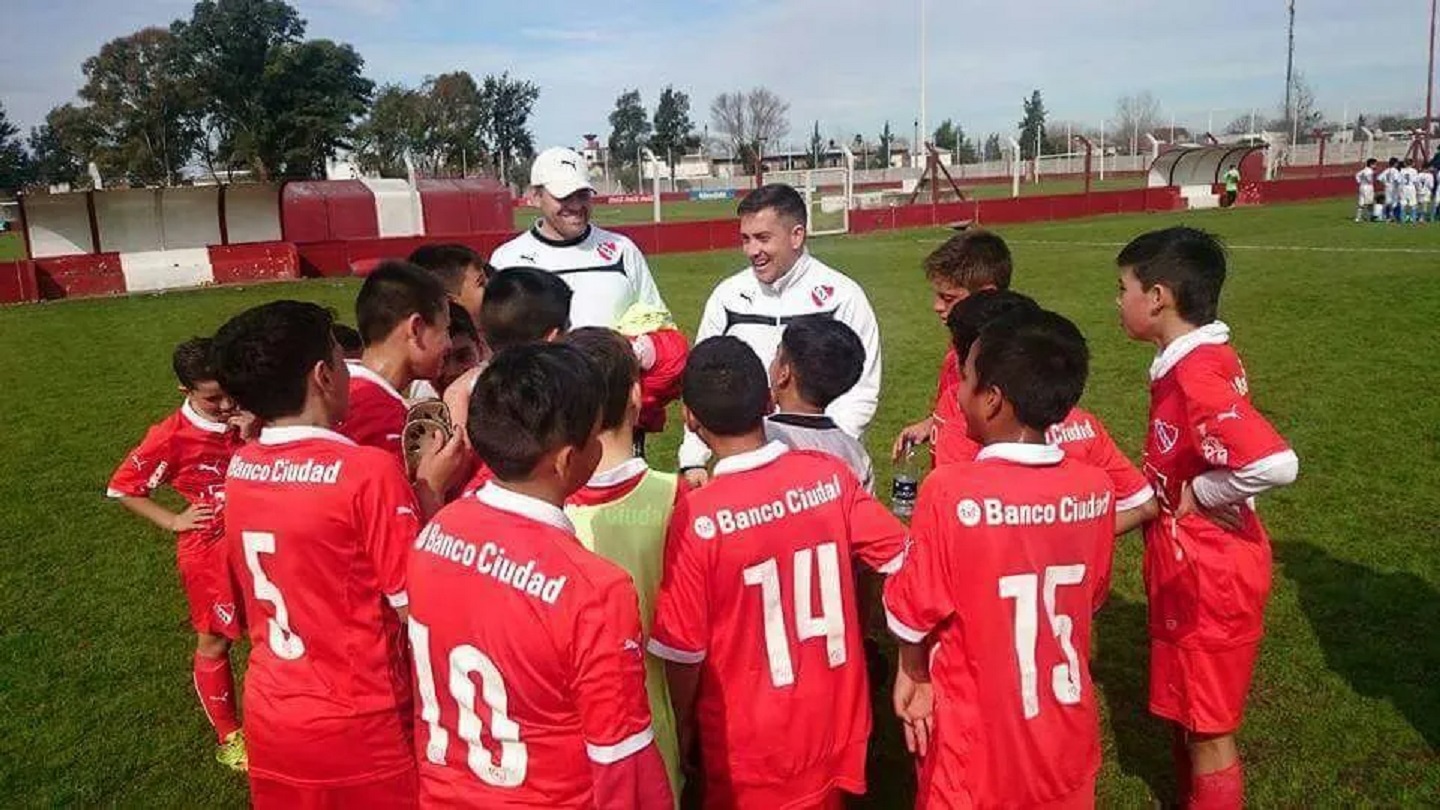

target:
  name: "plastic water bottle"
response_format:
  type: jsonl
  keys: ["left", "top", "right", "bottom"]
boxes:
{"left": 891, "top": 442, "right": 923, "bottom": 519}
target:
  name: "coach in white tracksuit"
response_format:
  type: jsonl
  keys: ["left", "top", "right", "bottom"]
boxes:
{"left": 678, "top": 184, "right": 882, "bottom": 483}
{"left": 491, "top": 146, "right": 668, "bottom": 328}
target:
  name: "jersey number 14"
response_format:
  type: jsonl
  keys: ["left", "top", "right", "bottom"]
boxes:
{"left": 743, "top": 542, "right": 847, "bottom": 688}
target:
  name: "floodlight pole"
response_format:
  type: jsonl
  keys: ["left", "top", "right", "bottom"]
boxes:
{"left": 1099, "top": 121, "right": 1107, "bottom": 181}
{"left": 1285, "top": 0, "right": 1296, "bottom": 138}
{"left": 642, "top": 148, "right": 661, "bottom": 222}
{"left": 1007, "top": 137, "right": 1022, "bottom": 198}
{"left": 918, "top": 0, "right": 927, "bottom": 168}
{"left": 1073, "top": 134, "right": 1095, "bottom": 195}
{"left": 1427, "top": 0, "right": 1437, "bottom": 159}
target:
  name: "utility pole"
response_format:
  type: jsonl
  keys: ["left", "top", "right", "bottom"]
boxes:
{"left": 919, "top": 0, "right": 927, "bottom": 167}
{"left": 1285, "top": 0, "right": 1296, "bottom": 140}
{"left": 1427, "top": 0, "right": 1437, "bottom": 157}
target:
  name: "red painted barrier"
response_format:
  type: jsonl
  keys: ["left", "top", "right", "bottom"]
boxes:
{"left": 1253, "top": 177, "right": 1352, "bottom": 202}
{"left": 0, "top": 260, "right": 40, "bottom": 304}
{"left": 34, "top": 253, "right": 127, "bottom": 299}
{"left": 295, "top": 232, "right": 516, "bottom": 278}
{"left": 209, "top": 242, "right": 301, "bottom": 285}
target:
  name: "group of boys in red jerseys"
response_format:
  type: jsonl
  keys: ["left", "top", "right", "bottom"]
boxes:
{"left": 109, "top": 216, "right": 1296, "bottom": 809}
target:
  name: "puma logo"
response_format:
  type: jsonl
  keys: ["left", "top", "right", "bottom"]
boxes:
{"left": 196, "top": 462, "right": 224, "bottom": 476}
{"left": 1216, "top": 406, "right": 1242, "bottom": 422}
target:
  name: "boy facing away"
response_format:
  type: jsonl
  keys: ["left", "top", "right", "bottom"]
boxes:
{"left": 107, "top": 337, "right": 249, "bottom": 770}
{"left": 1115, "top": 226, "right": 1298, "bottom": 808}
{"left": 649, "top": 336, "right": 908, "bottom": 809}
{"left": 765, "top": 317, "right": 874, "bottom": 492}
{"left": 213, "top": 301, "right": 423, "bottom": 807}
{"left": 885, "top": 307, "right": 1116, "bottom": 808}
{"left": 406, "top": 343, "right": 672, "bottom": 809}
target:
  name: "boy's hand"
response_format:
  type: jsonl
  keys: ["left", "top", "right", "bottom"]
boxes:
{"left": 170, "top": 504, "right": 215, "bottom": 533}
{"left": 416, "top": 424, "right": 467, "bottom": 497}
{"left": 1176, "top": 480, "right": 1244, "bottom": 533}
{"left": 892, "top": 417, "right": 934, "bottom": 462}
{"left": 893, "top": 666, "right": 935, "bottom": 758}
{"left": 682, "top": 468, "right": 710, "bottom": 489}
{"left": 228, "top": 411, "right": 260, "bottom": 442}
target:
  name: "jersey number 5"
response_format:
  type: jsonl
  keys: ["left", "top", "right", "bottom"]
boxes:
{"left": 743, "top": 542, "right": 847, "bottom": 688}
{"left": 998, "top": 564, "right": 1087, "bottom": 720}
{"left": 242, "top": 531, "right": 305, "bottom": 660}
{"left": 409, "top": 617, "right": 528, "bottom": 788}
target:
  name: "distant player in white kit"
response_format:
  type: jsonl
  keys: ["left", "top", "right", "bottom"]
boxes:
{"left": 1399, "top": 159, "right": 1420, "bottom": 223}
{"left": 491, "top": 146, "right": 668, "bottom": 328}
{"left": 1378, "top": 158, "right": 1401, "bottom": 222}
{"left": 1354, "top": 158, "right": 1377, "bottom": 222}
{"left": 1417, "top": 168, "right": 1436, "bottom": 222}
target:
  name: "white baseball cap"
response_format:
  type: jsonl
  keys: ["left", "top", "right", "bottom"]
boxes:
{"left": 530, "top": 147, "right": 594, "bottom": 198}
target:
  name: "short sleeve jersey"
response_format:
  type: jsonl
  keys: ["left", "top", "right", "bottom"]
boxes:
{"left": 649, "top": 443, "right": 907, "bottom": 804}
{"left": 335, "top": 362, "right": 408, "bottom": 464}
{"left": 1143, "top": 324, "right": 1292, "bottom": 646}
{"left": 883, "top": 443, "right": 1115, "bottom": 807}
{"left": 407, "top": 483, "right": 656, "bottom": 807}
{"left": 224, "top": 425, "right": 420, "bottom": 786}
{"left": 489, "top": 224, "right": 668, "bottom": 329}
{"left": 107, "top": 400, "right": 242, "bottom": 552}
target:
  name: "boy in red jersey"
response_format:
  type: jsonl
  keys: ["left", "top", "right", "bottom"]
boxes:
{"left": 1115, "top": 227, "right": 1298, "bottom": 809}
{"left": 650, "top": 336, "right": 908, "bottom": 809}
{"left": 891, "top": 229, "right": 1013, "bottom": 467}
{"left": 947, "top": 290, "right": 1159, "bottom": 535}
{"left": 107, "top": 337, "right": 248, "bottom": 770}
{"left": 406, "top": 343, "right": 673, "bottom": 809}
{"left": 885, "top": 308, "right": 1116, "bottom": 808}
{"left": 337, "top": 260, "right": 466, "bottom": 514}
{"left": 213, "top": 301, "right": 423, "bottom": 807}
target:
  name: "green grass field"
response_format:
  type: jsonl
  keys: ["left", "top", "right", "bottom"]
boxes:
{"left": 2, "top": 199, "right": 1437, "bottom": 806}
{"left": 0, "top": 231, "right": 25, "bottom": 260}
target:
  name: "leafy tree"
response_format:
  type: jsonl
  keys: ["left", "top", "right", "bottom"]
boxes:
{"left": 481, "top": 72, "right": 539, "bottom": 187}
{"left": 878, "top": 121, "right": 894, "bottom": 166}
{"left": 0, "top": 102, "right": 33, "bottom": 192}
{"left": 608, "top": 89, "right": 651, "bottom": 191}
{"left": 651, "top": 86, "right": 697, "bottom": 178}
{"left": 934, "top": 119, "right": 978, "bottom": 163}
{"left": 421, "top": 71, "right": 487, "bottom": 175}
{"left": 29, "top": 104, "right": 99, "bottom": 188}
{"left": 983, "top": 133, "right": 1002, "bottom": 161}
{"left": 255, "top": 39, "right": 372, "bottom": 178}
{"left": 79, "top": 27, "right": 201, "bottom": 185}
{"left": 353, "top": 84, "right": 427, "bottom": 177}
{"left": 1017, "top": 90, "right": 1047, "bottom": 160}
{"left": 932, "top": 119, "right": 957, "bottom": 152}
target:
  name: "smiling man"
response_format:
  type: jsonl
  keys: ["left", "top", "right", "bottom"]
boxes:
{"left": 678, "top": 184, "right": 882, "bottom": 485}
{"left": 490, "top": 146, "right": 668, "bottom": 329}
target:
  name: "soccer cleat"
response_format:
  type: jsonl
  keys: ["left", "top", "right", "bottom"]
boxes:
{"left": 215, "top": 729, "right": 248, "bottom": 772}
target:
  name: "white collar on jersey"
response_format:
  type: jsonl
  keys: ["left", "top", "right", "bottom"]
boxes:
{"left": 258, "top": 425, "right": 357, "bottom": 446}
{"left": 757, "top": 251, "right": 814, "bottom": 296}
{"left": 181, "top": 399, "right": 230, "bottom": 434}
{"left": 587, "top": 457, "right": 649, "bottom": 488}
{"left": 976, "top": 442, "right": 1064, "bottom": 466}
{"left": 476, "top": 481, "right": 575, "bottom": 534}
{"left": 713, "top": 440, "right": 789, "bottom": 477}
{"left": 1149, "top": 320, "right": 1231, "bottom": 382}
{"left": 347, "top": 360, "right": 407, "bottom": 405}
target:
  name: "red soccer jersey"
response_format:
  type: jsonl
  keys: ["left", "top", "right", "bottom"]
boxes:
{"left": 884, "top": 443, "right": 1115, "bottom": 807}
{"left": 107, "top": 400, "right": 243, "bottom": 552}
{"left": 225, "top": 425, "right": 420, "bottom": 787}
{"left": 335, "top": 361, "right": 408, "bottom": 464}
{"left": 1142, "top": 325, "right": 1292, "bottom": 648}
{"left": 649, "top": 443, "right": 908, "bottom": 808}
{"left": 407, "top": 483, "right": 658, "bottom": 807}
{"left": 634, "top": 328, "right": 689, "bottom": 433}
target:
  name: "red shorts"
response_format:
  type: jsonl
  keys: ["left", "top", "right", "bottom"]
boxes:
{"left": 250, "top": 767, "right": 417, "bottom": 809}
{"left": 1149, "top": 638, "right": 1260, "bottom": 734}
{"left": 176, "top": 538, "right": 243, "bottom": 639}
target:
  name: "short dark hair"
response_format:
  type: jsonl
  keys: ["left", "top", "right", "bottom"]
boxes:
{"left": 947, "top": 289, "right": 1041, "bottom": 360}
{"left": 778, "top": 319, "right": 864, "bottom": 409}
{"left": 564, "top": 328, "right": 638, "bottom": 431}
{"left": 683, "top": 336, "right": 769, "bottom": 437}
{"left": 737, "top": 183, "right": 808, "bottom": 227}
{"left": 173, "top": 337, "right": 217, "bottom": 388}
{"left": 481, "top": 267, "right": 572, "bottom": 351}
{"left": 331, "top": 323, "right": 362, "bottom": 355}
{"left": 1366, "top": 158, "right": 1378, "bottom": 167}
{"left": 448, "top": 301, "right": 478, "bottom": 344}
{"left": 923, "top": 230, "right": 1013, "bottom": 291}
{"left": 355, "top": 260, "right": 449, "bottom": 347}
{"left": 467, "top": 343, "right": 603, "bottom": 481}
{"left": 973, "top": 308, "right": 1089, "bottom": 432}
{"left": 1115, "top": 226, "right": 1226, "bottom": 325}
{"left": 212, "top": 301, "right": 337, "bottom": 421}
{"left": 408, "top": 243, "right": 485, "bottom": 296}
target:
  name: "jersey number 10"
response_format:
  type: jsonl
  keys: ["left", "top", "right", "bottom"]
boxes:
{"left": 743, "top": 542, "right": 847, "bottom": 688}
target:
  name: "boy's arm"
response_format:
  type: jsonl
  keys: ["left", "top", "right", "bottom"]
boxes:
{"left": 108, "top": 424, "right": 201, "bottom": 533}
{"left": 678, "top": 292, "right": 728, "bottom": 476}
{"left": 1180, "top": 363, "right": 1299, "bottom": 509}
{"left": 1085, "top": 416, "right": 1159, "bottom": 535}
{"left": 116, "top": 496, "right": 212, "bottom": 534}
{"left": 356, "top": 459, "right": 423, "bottom": 616}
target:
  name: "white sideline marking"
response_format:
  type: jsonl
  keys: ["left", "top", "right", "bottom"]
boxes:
{"left": 912, "top": 237, "right": 1440, "bottom": 255}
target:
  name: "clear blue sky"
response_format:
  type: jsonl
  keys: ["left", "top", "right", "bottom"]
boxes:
{"left": 2, "top": 0, "right": 1434, "bottom": 150}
